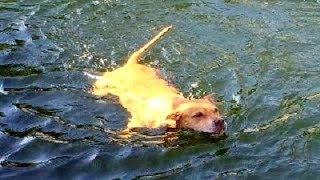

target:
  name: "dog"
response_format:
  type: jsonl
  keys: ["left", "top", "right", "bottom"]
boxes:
{"left": 92, "top": 25, "right": 226, "bottom": 135}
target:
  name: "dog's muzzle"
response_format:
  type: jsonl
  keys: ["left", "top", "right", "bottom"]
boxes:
{"left": 212, "top": 118, "right": 226, "bottom": 134}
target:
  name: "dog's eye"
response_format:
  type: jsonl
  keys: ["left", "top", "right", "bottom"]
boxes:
{"left": 193, "top": 112, "right": 204, "bottom": 118}
{"left": 213, "top": 108, "right": 218, "bottom": 113}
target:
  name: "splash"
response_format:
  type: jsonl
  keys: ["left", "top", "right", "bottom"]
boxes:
{"left": 0, "top": 81, "right": 8, "bottom": 95}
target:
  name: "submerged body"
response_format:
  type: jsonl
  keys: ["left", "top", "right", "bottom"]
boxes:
{"left": 92, "top": 25, "right": 226, "bottom": 134}
{"left": 93, "top": 63, "right": 181, "bottom": 128}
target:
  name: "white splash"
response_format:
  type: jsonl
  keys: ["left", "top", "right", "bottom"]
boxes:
{"left": 92, "top": 1, "right": 100, "bottom": 5}
{"left": 232, "top": 94, "right": 241, "bottom": 104}
{"left": 0, "top": 156, "right": 5, "bottom": 164}
{"left": 83, "top": 71, "right": 101, "bottom": 80}
{"left": 0, "top": 81, "right": 8, "bottom": 95}
{"left": 19, "top": 136, "right": 35, "bottom": 146}
{"left": 190, "top": 81, "right": 199, "bottom": 88}
{"left": 87, "top": 152, "right": 98, "bottom": 162}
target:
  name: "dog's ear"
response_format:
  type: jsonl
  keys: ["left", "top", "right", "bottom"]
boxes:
{"left": 166, "top": 111, "right": 182, "bottom": 129}
{"left": 203, "top": 93, "right": 216, "bottom": 103}
{"left": 166, "top": 111, "right": 182, "bottom": 121}
{"left": 172, "top": 97, "right": 187, "bottom": 109}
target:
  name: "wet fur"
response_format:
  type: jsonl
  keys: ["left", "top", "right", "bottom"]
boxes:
{"left": 92, "top": 25, "right": 225, "bottom": 134}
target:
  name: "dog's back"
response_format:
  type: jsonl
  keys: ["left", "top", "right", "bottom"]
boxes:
{"left": 93, "top": 25, "right": 180, "bottom": 128}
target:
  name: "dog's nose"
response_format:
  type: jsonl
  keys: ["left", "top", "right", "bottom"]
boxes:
{"left": 214, "top": 118, "right": 226, "bottom": 130}
{"left": 214, "top": 118, "right": 224, "bottom": 126}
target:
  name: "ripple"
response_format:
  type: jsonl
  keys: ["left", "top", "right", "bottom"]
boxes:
{"left": 0, "top": 136, "right": 35, "bottom": 166}
{"left": 1, "top": 160, "right": 38, "bottom": 168}
{"left": 0, "top": 80, "right": 8, "bottom": 95}
{"left": 0, "top": 64, "right": 42, "bottom": 77}
{"left": 18, "top": 136, "right": 35, "bottom": 146}
{"left": 1, "top": 0, "right": 320, "bottom": 179}
{"left": 242, "top": 113, "right": 298, "bottom": 133}
{"left": 82, "top": 149, "right": 99, "bottom": 163}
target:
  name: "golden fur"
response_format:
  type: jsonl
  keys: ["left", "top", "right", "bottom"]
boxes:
{"left": 92, "top": 26, "right": 225, "bottom": 134}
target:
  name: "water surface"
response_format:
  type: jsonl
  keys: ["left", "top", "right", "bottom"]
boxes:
{"left": 1, "top": 0, "right": 320, "bottom": 179}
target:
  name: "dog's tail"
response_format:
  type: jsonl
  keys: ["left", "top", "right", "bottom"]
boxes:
{"left": 126, "top": 25, "right": 173, "bottom": 65}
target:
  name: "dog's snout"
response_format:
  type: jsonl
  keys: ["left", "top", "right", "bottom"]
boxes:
{"left": 213, "top": 118, "right": 226, "bottom": 133}
{"left": 214, "top": 118, "right": 224, "bottom": 126}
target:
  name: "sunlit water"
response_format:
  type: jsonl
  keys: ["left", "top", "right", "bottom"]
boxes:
{"left": 1, "top": 0, "right": 320, "bottom": 179}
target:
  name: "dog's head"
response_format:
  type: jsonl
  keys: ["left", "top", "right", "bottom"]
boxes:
{"left": 167, "top": 95, "right": 226, "bottom": 135}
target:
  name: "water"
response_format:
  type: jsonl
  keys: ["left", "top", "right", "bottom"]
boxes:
{"left": 1, "top": 0, "right": 320, "bottom": 179}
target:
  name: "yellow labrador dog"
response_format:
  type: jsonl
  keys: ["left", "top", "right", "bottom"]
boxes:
{"left": 92, "top": 25, "right": 226, "bottom": 135}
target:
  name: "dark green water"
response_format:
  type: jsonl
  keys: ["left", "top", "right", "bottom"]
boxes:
{"left": 1, "top": 0, "right": 320, "bottom": 179}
